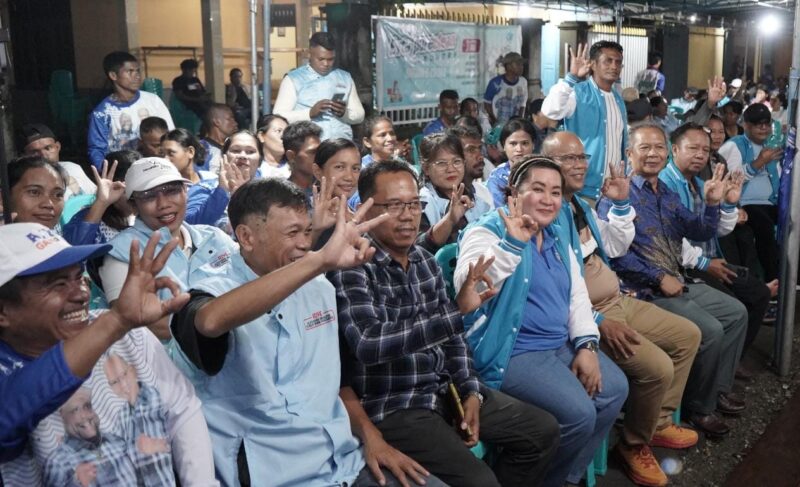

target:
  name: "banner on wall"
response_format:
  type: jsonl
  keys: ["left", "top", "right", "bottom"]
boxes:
{"left": 374, "top": 16, "right": 522, "bottom": 109}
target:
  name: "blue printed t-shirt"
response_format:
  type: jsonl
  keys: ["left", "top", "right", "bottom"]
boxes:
{"left": 514, "top": 231, "right": 570, "bottom": 354}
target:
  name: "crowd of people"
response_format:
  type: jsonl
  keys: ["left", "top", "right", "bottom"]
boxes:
{"left": 0, "top": 30, "right": 790, "bottom": 487}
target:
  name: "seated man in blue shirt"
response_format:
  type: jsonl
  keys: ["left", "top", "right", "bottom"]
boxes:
{"left": 0, "top": 223, "right": 216, "bottom": 485}
{"left": 329, "top": 160, "right": 560, "bottom": 487}
{"left": 170, "top": 178, "right": 444, "bottom": 487}
{"left": 598, "top": 122, "right": 748, "bottom": 438}
{"left": 423, "top": 89, "right": 460, "bottom": 136}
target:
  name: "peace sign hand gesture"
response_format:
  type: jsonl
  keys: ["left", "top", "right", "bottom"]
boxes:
{"left": 446, "top": 183, "right": 474, "bottom": 225}
{"left": 569, "top": 43, "right": 591, "bottom": 79}
{"left": 601, "top": 160, "right": 630, "bottom": 201}
{"left": 724, "top": 169, "right": 745, "bottom": 205}
{"left": 703, "top": 162, "right": 727, "bottom": 205}
{"left": 499, "top": 196, "right": 539, "bottom": 243}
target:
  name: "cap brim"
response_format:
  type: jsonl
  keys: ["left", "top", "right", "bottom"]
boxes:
{"left": 18, "top": 243, "right": 112, "bottom": 277}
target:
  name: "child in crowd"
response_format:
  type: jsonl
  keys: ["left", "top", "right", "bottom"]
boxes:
{"left": 138, "top": 116, "right": 169, "bottom": 157}
{"left": 88, "top": 51, "right": 174, "bottom": 169}
{"left": 256, "top": 114, "right": 290, "bottom": 178}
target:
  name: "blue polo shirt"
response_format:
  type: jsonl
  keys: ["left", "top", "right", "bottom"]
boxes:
{"left": 514, "top": 231, "right": 570, "bottom": 354}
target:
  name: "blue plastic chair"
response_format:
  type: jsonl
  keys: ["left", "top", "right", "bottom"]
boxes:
{"left": 434, "top": 243, "right": 459, "bottom": 299}
{"left": 411, "top": 133, "right": 425, "bottom": 169}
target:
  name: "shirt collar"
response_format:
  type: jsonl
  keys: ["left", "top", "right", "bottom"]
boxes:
{"left": 369, "top": 235, "right": 423, "bottom": 267}
{"left": 631, "top": 174, "right": 648, "bottom": 189}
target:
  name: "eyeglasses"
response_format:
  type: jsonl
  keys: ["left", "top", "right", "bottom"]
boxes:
{"left": 552, "top": 153, "right": 590, "bottom": 165}
{"left": 132, "top": 182, "right": 185, "bottom": 203}
{"left": 429, "top": 158, "right": 464, "bottom": 169}
{"left": 372, "top": 200, "right": 427, "bottom": 216}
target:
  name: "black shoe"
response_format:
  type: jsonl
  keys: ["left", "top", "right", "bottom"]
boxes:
{"left": 717, "top": 392, "right": 746, "bottom": 415}
{"left": 735, "top": 365, "right": 754, "bottom": 382}
{"left": 687, "top": 412, "right": 730, "bottom": 438}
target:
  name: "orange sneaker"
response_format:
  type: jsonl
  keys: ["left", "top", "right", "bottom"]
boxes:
{"left": 650, "top": 423, "right": 699, "bottom": 449}
{"left": 617, "top": 443, "right": 668, "bottom": 487}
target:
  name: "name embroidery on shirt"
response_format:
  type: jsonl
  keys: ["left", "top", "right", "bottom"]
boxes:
{"left": 304, "top": 309, "right": 335, "bottom": 331}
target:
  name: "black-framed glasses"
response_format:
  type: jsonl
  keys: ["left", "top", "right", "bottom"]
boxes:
{"left": 372, "top": 200, "right": 427, "bottom": 216}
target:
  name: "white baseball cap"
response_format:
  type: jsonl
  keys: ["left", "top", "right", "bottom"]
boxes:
{"left": 0, "top": 223, "right": 111, "bottom": 287}
{"left": 731, "top": 78, "right": 742, "bottom": 89}
{"left": 125, "top": 157, "right": 191, "bottom": 199}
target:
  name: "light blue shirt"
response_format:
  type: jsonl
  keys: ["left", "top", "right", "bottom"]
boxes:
{"left": 173, "top": 251, "right": 365, "bottom": 486}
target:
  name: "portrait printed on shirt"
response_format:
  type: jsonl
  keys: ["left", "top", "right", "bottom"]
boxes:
{"left": 105, "top": 106, "right": 153, "bottom": 153}
{"left": 36, "top": 349, "right": 175, "bottom": 487}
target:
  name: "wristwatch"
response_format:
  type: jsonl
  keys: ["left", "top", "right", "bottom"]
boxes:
{"left": 578, "top": 341, "right": 599, "bottom": 353}
{"left": 467, "top": 391, "right": 485, "bottom": 408}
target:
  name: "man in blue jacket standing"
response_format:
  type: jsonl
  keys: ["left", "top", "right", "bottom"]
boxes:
{"left": 542, "top": 42, "right": 628, "bottom": 205}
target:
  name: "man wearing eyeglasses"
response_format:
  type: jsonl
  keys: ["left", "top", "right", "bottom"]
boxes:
{"left": 718, "top": 103, "right": 784, "bottom": 284}
{"left": 328, "top": 160, "right": 560, "bottom": 487}
{"left": 545, "top": 131, "right": 701, "bottom": 487}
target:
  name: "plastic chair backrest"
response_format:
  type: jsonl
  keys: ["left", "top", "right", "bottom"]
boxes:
{"left": 411, "top": 133, "right": 425, "bottom": 169}
{"left": 60, "top": 194, "right": 96, "bottom": 227}
{"left": 141, "top": 78, "right": 164, "bottom": 99}
{"left": 434, "top": 242, "right": 459, "bottom": 299}
{"left": 50, "top": 70, "right": 75, "bottom": 97}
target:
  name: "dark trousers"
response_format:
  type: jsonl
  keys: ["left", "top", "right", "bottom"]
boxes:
{"left": 718, "top": 224, "right": 761, "bottom": 275}
{"left": 742, "top": 204, "right": 779, "bottom": 281}
{"left": 687, "top": 269, "right": 770, "bottom": 355}
{"left": 375, "top": 389, "right": 560, "bottom": 487}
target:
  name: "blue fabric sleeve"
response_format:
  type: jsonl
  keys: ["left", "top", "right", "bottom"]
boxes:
{"left": 87, "top": 106, "right": 111, "bottom": 170}
{"left": 656, "top": 73, "right": 665, "bottom": 93}
{"left": 483, "top": 76, "right": 501, "bottom": 103}
{"left": 185, "top": 185, "right": 229, "bottom": 226}
{"left": 675, "top": 196, "right": 721, "bottom": 242}
{"left": 0, "top": 342, "right": 85, "bottom": 462}
{"left": 62, "top": 207, "right": 101, "bottom": 246}
{"left": 486, "top": 171, "right": 506, "bottom": 208}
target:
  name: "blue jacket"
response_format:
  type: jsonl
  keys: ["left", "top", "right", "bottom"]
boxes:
{"left": 458, "top": 209, "right": 597, "bottom": 389}
{"left": 562, "top": 75, "right": 629, "bottom": 200}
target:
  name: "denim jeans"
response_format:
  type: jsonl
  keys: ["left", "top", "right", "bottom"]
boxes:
{"left": 500, "top": 344, "right": 628, "bottom": 486}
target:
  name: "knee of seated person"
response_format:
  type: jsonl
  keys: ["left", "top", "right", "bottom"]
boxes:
{"left": 456, "top": 465, "right": 502, "bottom": 487}
{"left": 636, "top": 350, "right": 674, "bottom": 385}
{"left": 559, "top": 397, "right": 598, "bottom": 438}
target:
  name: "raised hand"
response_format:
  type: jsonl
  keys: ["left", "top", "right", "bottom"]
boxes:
{"left": 111, "top": 232, "right": 191, "bottom": 330}
{"left": 311, "top": 176, "right": 340, "bottom": 233}
{"left": 724, "top": 170, "right": 745, "bottom": 205}
{"left": 317, "top": 197, "right": 391, "bottom": 272}
{"left": 91, "top": 159, "right": 126, "bottom": 207}
{"left": 446, "top": 183, "right": 474, "bottom": 225}
{"left": 569, "top": 43, "right": 591, "bottom": 79}
{"left": 219, "top": 154, "right": 249, "bottom": 194}
{"left": 499, "top": 196, "right": 539, "bottom": 243}
{"left": 456, "top": 255, "right": 498, "bottom": 314}
{"left": 703, "top": 162, "right": 727, "bottom": 205}
{"left": 601, "top": 160, "right": 630, "bottom": 201}
{"left": 707, "top": 76, "right": 727, "bottom": 107}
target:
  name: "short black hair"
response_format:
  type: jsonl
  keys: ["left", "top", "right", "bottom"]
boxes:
{"left": 228, "top": 178, "right": 309, "bottom": 231}
{"left": 163, "top": 128, "right": 207, "bottom": 166}
{"left": 453, "top": 115, "right": 483, "bottom": 136}
{"left": 460, "top": 97, "right": 478, "bottom": 114}
{"left": 420, "top": 133, "right": 464, "bottom": 166}
{"left": 256, "top": 113, "right": 288, "bottom": 133}
{"left": 527, "top": 98, "right": 545, "bottom": 116}
{"left": 650, "top": 96, "right": 667, "bottom": 108}
{"left": 230, "top": 67, "right": 243, "bottom": 77}
{"left": 589, "top": 41, "right": 623, "bottom": 61}
{"left": 358, "top": 158, "right": 419, "bottom": 201}
{"left": 139, "top": 116, "right": 169, "bottom": 135}
{"left": 723, "top": 100, "right": 744, "bottom": 115}
{"left": 222, "top": 130, "right": 264, "bottom": 160}
{"left": 204, "top": 103, "right": 234, "bottom": 127}
{"left": 0, "top": 277, "right": 23, "bottom": 304}
{"left": 103, "top": 51, "right": 137, "bottom": 77}
{"left": 310, "top": 32, "right": 336, "bottom": 51}
{"left": 670, "top": 122, "right": 711, "bottom": 146}
{"left": 180, "top": 58, "right": 199, "bottom": 71}
{"left": 282, "top": 121, "right": 322, "bottom": 153}
{"left": 447, "top": 124, "right": 482, "bottom": 141}
{"left": 9, "top": 155, "right": 66, "bottom": 191}
{"left": 499, "top": 117, "right": 536, "bottom": 146}
{"left": 104, "top": 150, "right": 140, "bottom": 182}
{"left": 647, "top": 52, "right": 662, "bottom": 66}
{"left": 314, "top": 138, "right": 358, "bottom": 168}
{"left": 439, "top": 90, "right": 459, "bottom": 103}
{"left": 361, "top": 114, "right": 393, "bottom": 139}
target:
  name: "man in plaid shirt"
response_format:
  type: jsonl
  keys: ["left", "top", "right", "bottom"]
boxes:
{"left": 329, "top": 160, "right": 559, "bottom": 487}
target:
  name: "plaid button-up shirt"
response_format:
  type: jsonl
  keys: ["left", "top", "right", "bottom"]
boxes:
{"left": 329, "top": 240, "right": 480, "bottom": 423}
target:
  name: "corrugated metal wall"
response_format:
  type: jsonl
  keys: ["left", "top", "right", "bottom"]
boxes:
{"left": 588, "top": 26, "right": 648, "bottom": 90}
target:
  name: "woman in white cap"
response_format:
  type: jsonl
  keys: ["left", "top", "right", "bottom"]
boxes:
{"left": 99, "top": 157, "right": 237, "bottom": 341}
